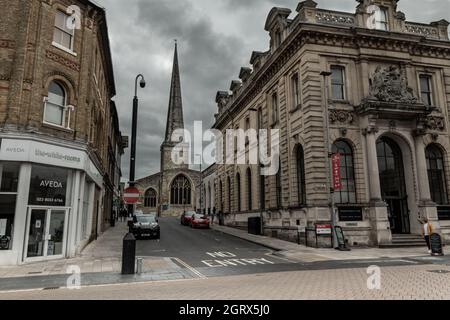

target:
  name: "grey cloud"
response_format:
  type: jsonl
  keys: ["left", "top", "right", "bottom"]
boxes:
{"left": 96, "top": 0, "right": 449, "bottom": 182}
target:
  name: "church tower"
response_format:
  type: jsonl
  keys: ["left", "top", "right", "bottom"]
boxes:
{"left": 160, "top": 42, "right": 189, "bottom": 172}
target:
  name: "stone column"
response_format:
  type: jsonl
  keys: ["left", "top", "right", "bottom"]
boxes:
{"left": 364, "top": 125, "right": 391, "bottom": 246}
{"left": 414, "top": 132, "right": 440, "bottom": 232}
{"left": 365, "top": 127, "right": 382, "bottom": 202}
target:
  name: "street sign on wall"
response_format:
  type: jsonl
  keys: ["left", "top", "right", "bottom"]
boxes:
{"left": 332, "top": 153, "right": 342, "bottom": 191}
{"left": 123, "top": 187, "right": 140, "bottom": 204}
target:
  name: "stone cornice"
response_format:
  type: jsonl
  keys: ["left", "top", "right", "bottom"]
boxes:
{"left": 214, "top": 23, "right": 450, "bottom": 129}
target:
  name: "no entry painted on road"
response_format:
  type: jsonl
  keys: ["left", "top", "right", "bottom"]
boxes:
{"left": 124, "top": 187, "right": 140, "bottom": 204}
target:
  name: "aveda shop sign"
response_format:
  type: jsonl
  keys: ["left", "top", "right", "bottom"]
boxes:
{"left": 28, "top": 165, "right": 68, "bottom": 206}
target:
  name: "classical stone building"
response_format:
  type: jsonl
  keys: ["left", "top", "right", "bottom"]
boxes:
{"left": 136, "top": 44, "right": 201, "bottom": 217}
{"left": 0, "top": 0, "right": 125, "bottom": 265}
{"left": 210, "top": 0, "right": 450, "bottom": 247}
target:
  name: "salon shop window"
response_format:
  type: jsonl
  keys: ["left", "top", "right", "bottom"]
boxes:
{"left": 0, "top": 162, "right": 20, "bottom": 250}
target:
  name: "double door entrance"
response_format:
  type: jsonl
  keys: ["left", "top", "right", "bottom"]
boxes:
{"left": 377, "top": 137, "right": 411, "bottom": 234}
{"left": 24, "top": 208, "right": 69, "bottom": 262}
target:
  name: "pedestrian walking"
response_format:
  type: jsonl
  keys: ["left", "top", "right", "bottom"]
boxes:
{"left": 211, "top": 207, "right": 216, "bottom": 225}
{"left": 421, "top": 218, "right": 434, "bottom": 254}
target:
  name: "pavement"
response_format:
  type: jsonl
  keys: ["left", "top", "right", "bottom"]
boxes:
{"left": 1, "top": 264, "right": 450, "bottom": 300}
{"left": 210, "top": 223, "right": 437, "bottom": 262}
{"left": 1, "top": 217, "right": 449, "bottom": 295}
{"left": 0, "top": 222, "right": 184, "bottom": 282}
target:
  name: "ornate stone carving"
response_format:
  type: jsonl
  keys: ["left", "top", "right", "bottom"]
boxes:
{"left": 404, "top": 23, "right": 439, "bottom": 39}
{"left": 425, "top": 116, "right": 446, "bottom": 131}
{"left": 45, "top": 50, "right": 80, "bottom": 72}
{"left": 0, "top": 39, "right": 15, "bottom": 49}
{"left": 368, "top": 66, "right": 418, "bottom": 104}
{"left": 216, "top": 91, "right": 231, "bottom": 113}
{"left": 329, "top": 109, "right": 354, "bottom": 124}
{"left": 315, "top": 11, "right": 355, "bottom": 26}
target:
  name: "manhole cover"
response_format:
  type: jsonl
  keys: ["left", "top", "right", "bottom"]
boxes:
{"left": 427, "top": 270, "right": 450, "bottom": 274}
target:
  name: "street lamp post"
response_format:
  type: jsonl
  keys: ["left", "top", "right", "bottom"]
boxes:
{"left": 320, "top": 71, "right": 338, "bottom": 249}
{"left": 128, "top": 74, "right": 146, "bottom": 217}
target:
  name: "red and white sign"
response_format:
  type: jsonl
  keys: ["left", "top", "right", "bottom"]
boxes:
{"left": 316, "top": 224, "right": 333, "bottom": 235}
{"left": 332, "top": 153, "right": 342, "bottom": 191}
{"left": 123, "top": 187, "right": 140, "bottom": 204}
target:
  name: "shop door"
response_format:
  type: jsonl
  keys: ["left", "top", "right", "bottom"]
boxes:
{"left": 24, "top": 208, "right": 68, "bottom": 262}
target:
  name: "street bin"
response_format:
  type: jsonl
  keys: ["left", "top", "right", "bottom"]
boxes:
{"left": 248, "top": 217, "right": 262, "bottom": 235}
{"left": 121, "top": 233, "right": 136, "bottom": 275}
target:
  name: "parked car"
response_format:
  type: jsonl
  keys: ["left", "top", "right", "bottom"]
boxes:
{"left": 132, "top": 214, "right": 160, "bottom": 239}
{"left": 191, "top": 214, "right": 210, "bottom": 229}
{"left": 181, "top": 211, "right": 196, "bottom": 226}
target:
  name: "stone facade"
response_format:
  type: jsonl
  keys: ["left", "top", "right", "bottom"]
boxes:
{"left": 136, "top": 44, "right": 201, "bottom": 217}
{"left": 209, "top": 0, "right": 450, "bottom": 247}
{"left": 0, "top": 0, "right": 124, "bottom": 265}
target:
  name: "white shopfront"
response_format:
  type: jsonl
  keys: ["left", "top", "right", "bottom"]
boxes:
{"left": 0, "top": 137, "right": 104, "bottom": 266}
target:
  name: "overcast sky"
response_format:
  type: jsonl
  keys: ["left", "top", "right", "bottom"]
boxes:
{"left": 95, "top": 0, "right": 450, "bottom": 181}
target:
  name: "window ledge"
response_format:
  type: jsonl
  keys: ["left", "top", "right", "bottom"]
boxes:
{"left": 42, "top": 122, "right": 74, "bottom": 133}
{"left": 52, "top": 42, "right": 77, "bottom": 57}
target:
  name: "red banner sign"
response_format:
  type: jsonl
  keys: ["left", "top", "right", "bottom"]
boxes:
{"left": 332, "top": 153, "right": 342, "bottom": 191}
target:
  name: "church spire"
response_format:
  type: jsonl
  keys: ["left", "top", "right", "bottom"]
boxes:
{"left": 164, "top": 40, "right": 184, "bottom": 144}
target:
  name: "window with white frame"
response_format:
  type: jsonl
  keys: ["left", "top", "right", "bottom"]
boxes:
{"left": 331, "top": 66, "right": 346, "bottom": 100}
{"left": 420, "top": 75, "right": 434, "bottom": 106}
{"left": 44, "top": 81, "right": 67, "bottom": 127}
{"left": 53, "top": 10, "right": 75, "bottom": 51}
{"left": 375, "top": 8, "right": 388, "bottom": 31}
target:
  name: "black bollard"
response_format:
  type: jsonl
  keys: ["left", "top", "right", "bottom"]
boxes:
{"left": 121, "top": 233, "right": 136, "bottom": 275}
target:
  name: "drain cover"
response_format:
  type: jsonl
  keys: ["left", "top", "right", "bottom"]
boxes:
{"left": 427, "top": 270, "right": 450, "bottom": 274}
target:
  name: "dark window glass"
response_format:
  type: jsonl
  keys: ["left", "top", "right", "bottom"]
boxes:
{"left": 332, "top": 141, "right": 356, "bottom": 204}
{"left": 170, "top": 175, "right": 191, "bottom": 205}
{"left": 331, "top": 66, "right": 345, "bottom": 100}
{"left": 426, "top": 145, "right": 448, "bottom": 205}
{"left": 276, "top": 157, "right": 282, "bottom": 208}
{"left": 29, "top": 165, "right": 69, "bottom": 207}
{"left": 144, "top": 189, "right": 157, "bottom": 208}
{"left": 236, "top": 174, "right": 241, "bottom": 212}
{"left": 292, "top": 73, "right": 300, "bottom": 109}
{"left": 297, "top": 145, "right": 306, "bottom": 206}
{"left": 271, "top": 93, "right": 279, "bottom": 124}
{"left": 247, "top": 169, "right": 252, "bottom": 211}
{"left": 420, "top": 75, "right": 433, "bottom": 106}
{"left": 227, "top": 177, "right": 232, "bottom": 213}
{"left": 0, "top": 163, "right": 20, "bottom": 193}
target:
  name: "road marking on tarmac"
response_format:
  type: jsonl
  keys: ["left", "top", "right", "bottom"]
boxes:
{"left": 171, "top": 257, "right": 206, "bottom": 279}
{"left": 202, "top": 252, "right": 276, "bottom": 268}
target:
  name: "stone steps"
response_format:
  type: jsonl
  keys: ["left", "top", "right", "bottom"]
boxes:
{"left": 379, "top": 234, "right": 426, "bottom": 248}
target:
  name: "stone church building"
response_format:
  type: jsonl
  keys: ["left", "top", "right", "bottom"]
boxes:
{"left": 207, "top": 0, "right": 450, "bottom": 247}
{"left": 136, "top": 44, "right": 201, "bottom": 217}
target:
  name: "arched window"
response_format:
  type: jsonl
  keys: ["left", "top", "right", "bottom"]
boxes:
{"left": 144, "top": 189, "right": 157, "bottom": 208}
{"left": 170, "top": 175, "right": 191, "bottom": 205}
{"left": 236, "top": 173, "right": 241, "bottom": 212}
{"left": 332, "top": 141, "right": 356, "bottom": 204}
{"left": 227, "top": 176, "right": 232, "bottom": 213}
{"left": 44, "top": 81, "right": 66, "bottom": 126}
{"left": 247, "top": 168, "right": 252, "bottom": 211}
{"left": 426, "top": 145, "right": 448, "bottom": 205}
{"left": 296, "top": 145, "right": 306, "bottom": 206}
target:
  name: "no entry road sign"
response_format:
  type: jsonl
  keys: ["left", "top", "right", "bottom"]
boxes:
{"left": 123, "top": 187, "right": 140, "bottom": 204}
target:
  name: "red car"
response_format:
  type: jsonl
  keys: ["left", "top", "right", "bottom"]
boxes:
{"left": 191, "top": 214, "right": 210, "bottom": 229}
{"left": 181, "top": 211, "right": 196, "bottom": 226}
